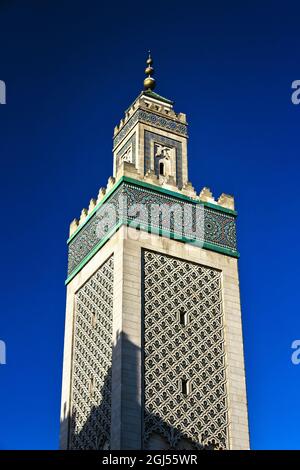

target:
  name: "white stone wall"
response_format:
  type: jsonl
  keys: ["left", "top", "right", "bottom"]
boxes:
{"left": 60, "top": 225, "right": 249, "bottom": 449}
{"left": 120, "top": 227, "right": 249, "bottom": 450}
{"left": 60, "top": 232, "right": 122, "bottom": 449}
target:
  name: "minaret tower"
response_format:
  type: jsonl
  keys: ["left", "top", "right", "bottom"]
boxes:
{"left": 60, "top": 54, "right": 249, "bottom": 450}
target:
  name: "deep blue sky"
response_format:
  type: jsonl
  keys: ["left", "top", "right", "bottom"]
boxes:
{"left": 0, "top": 0, "right": 299, "bottom": 450}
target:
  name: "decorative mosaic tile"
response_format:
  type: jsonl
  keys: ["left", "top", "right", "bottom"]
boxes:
{"left": 113, "top": 109, "right": 187, "bottom": 149}
{"left": 67, "top": 182, "right": 237, "bottom": 277}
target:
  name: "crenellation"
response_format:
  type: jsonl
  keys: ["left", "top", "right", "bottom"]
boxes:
{"left": 199, "top": 186, "right": 216, "bottom": 203}
{"left": 177, "top": 112, "right": 187, "bottom": 123}
{"left": 107, "top": 176, "right": 116, "bottom": 191}
{"left": 79, "top": 208, "right": 88, "bottom": 225}
{"left": 140, "top": 96, "right": 176, "bottom": 119}
{"left": 97, "top": 187, "right": 106, "bottom": 204}
{"left": 181, "top": 181, "right": 197, "bottom": 198}
{"left": 88, "top": 198, "right": 96, "bottom": 214}
{"left": 113, "top": 91, "right": 186, "bottom": 143}
{"left": 218, "top": 193, "right": 235, "bottom": 210}
{"left": 69, "top": 218, "right": 79, "bottom": 237}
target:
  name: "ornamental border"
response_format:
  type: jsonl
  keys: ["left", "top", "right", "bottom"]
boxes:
{"left": 67, "top": 176, "right": 237, "bottom": 245}
{"left": 113, "top": 109, "right": 188, "bottom": 150}
{"left": 66, "top": 178, "right": 239, "bottom": 285}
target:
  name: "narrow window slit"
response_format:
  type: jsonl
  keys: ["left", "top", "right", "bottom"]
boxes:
{"left": 181, "top": 379, "right": 189, "bottom": 396}
{"left": 179, "top": 309, "right": 188, "bottom": 326}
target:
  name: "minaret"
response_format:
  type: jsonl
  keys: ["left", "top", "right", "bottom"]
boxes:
{"left": 60, "top": 54, "right": 249, "bottom": 450}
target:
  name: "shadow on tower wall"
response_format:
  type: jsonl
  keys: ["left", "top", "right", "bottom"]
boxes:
{"left": 60, "top": 332, "right": 219, "bottom": 450}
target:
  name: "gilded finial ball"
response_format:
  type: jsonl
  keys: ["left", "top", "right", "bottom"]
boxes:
{"left": 143, "top": 51, "right": 156, "bottom": 90}
{"left": 144, "top": 76, "right": 156, "bottom": 90}
{"left": 145, "top": 65, "right": 154, "bottom": 75}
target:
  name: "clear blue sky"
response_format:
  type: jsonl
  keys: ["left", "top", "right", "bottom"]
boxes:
{"left": 0, "top": 0, "right": 299, "bottom": 450}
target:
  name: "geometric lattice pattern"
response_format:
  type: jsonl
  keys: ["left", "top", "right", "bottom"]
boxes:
{"left": 67, "top": 180, "right": 237, "bottom": 278}
{"left": 69, "top": 256, "right": 114, "bottom": 449}
{"left": 143, "top": 250, "right": 228, "bottom": 450}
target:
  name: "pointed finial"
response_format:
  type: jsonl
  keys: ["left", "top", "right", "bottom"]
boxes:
{"left": 143, "top": 50, "right": 156, "bottom": 91}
